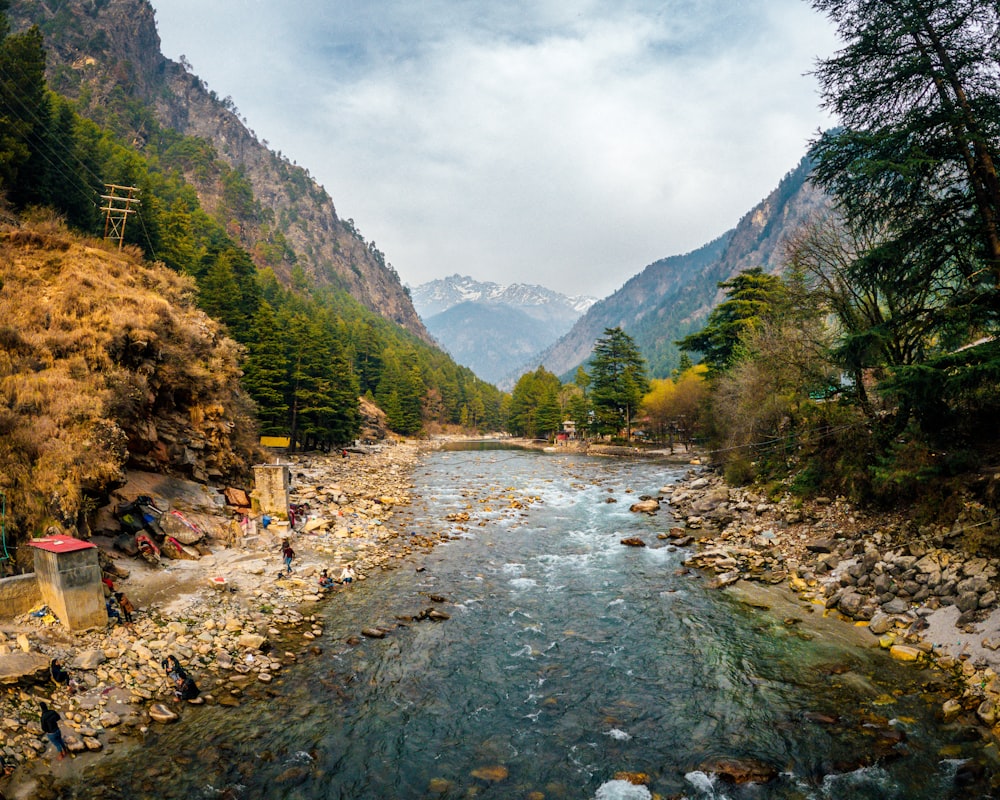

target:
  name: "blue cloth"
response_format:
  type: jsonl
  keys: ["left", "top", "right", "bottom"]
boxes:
{"left": 262, "top": 515, "right": 272, "bottom": 529}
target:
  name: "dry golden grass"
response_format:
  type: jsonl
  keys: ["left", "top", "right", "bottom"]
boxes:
{"left": 0, "top": 218, "right": 260, "bottom": 567}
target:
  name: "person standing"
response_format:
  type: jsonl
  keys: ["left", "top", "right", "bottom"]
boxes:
{"left": 39, "top": 702, "right": 70, "bottom": 760}
{"left": 281, "top": 539, "right": 295, "bottom": 576}
{"left": 115, "top": 592, "right": 136, "bottom": 626}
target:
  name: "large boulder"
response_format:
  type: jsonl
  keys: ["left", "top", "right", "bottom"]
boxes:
{"left": 160, "top": 512, "right": 203, "bottom": 545}
{"left": 0, "top": 652, "right": 50, "bottom": 685}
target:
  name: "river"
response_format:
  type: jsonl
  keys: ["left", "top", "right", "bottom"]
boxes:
{"left": 53, "top": 445, "right": 978, "bottom": 799}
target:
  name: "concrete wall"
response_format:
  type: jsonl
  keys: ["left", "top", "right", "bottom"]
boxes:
{"left": 33, "top": 548, "right": 106, "bottom": 631}
{"left": 0, "top": 573, "right": 41, "bottom": 618}
{"left": 253, "top": 464, "right": 290, "bottom": 520}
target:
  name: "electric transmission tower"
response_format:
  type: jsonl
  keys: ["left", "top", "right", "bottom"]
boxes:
{"left": 101, "top": 184, "right": 140, "bottom": 249}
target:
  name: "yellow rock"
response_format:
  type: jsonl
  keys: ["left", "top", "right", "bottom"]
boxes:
{"left": 879, "top": 634, "right": 896, "bottom": 649}
{"left": 470, "top": 765, "right": 509, "bottom": 782}
{"left": 889, "top": 644, "right": 923, "bottom": 662}
{"left": 614, "top": 772, "right": 650, "bottom": 785}
{"left": 427, "top": 778, "right": 451, "bottom": 793}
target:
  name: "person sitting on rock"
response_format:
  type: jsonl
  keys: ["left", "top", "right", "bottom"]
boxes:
{"left": 339, "top": 564, "right": 356, "bottom": 584}
{"left": 161, "top": 654, "right": 187, "bottom": 681}
{"left": 318, "top": 569, "right": 335, "bottom": 589}
{"left": 173, "top": 673, "right": 200, "bottom": 703}
{"left": 49, "top": 658, "right": 78, "bottom": 695}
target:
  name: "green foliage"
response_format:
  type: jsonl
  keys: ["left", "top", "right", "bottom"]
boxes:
{"left": 809, "top": 0, "right": 1000, "bottom": 437}
{"left": 588, "top": 327, "right": 649, "bottom": 438}
{"left": 676, "top": 268, "right": 788, "bottom": 375}
{"left": 508, "top": 367, "right": 563, "bottom": 439}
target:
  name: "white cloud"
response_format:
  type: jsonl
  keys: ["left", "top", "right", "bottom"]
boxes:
{"left": 151, "top": 0, "right": 838, "bottom": 297}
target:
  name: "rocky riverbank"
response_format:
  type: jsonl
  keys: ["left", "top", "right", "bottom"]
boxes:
{"left": 0, "top": 442, "right": 445, "bottom": 799}
{"left": 657, "top": 467, "right": 1000, "bottom": 762}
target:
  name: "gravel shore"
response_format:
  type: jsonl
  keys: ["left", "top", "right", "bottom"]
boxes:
{"left": 662, "top": 466, "right": 1000, "bottom": 752}
{"left": 0, "top": 442, "right": 438, "bottom": 798}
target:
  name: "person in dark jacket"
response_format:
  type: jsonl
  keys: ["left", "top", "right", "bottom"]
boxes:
{"left": 49, "top": 658, "right": 77, "bottom": 694}
{"left": 173, "top": 673, "right": 200, "bottom": 703}
{"left": 281, "top": 540, "right": 295, "bottom": 575}
{"left": 161, "top": 654, "right": 187, "bottom": 681}
{"left": 39, "top": 702, "right": 70, "bottom": 760}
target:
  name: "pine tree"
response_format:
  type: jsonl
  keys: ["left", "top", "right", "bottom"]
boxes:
{"left": 589, "top": 328, "right": 649, "bottom": 439}
{"left": 0, "top": 20, "right": 48, "bottom": 205}
{"left": 676, "top": 268, "right": 787, "bottom": 375}
{"left": 242, "top": 301, "right": 289, "bottom": 435}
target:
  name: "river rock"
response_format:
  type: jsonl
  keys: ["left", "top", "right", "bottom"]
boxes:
{"left": 699, "top": 757, "right": 778, "bottom": 784}
{"left": 148, "top": 703, "right": 179, "bottom": 723}
{"left": 957, "top": 592, "right": 979, "bottom": 613}
{"left": 942, "top": 698, "right": 964, "bottom": 721}
{"left": 881, "top": 599, "right": 909, "bottom": 615}
{"left": 362, "top": 628, "right": 386, "bottom": 639}
{"left": 237, "top": 634, "right": 267, "bottom": 650}
{"left": 868, "top": 611, "right": 895, "bottom": 635}
{"left": 620, "top": 537, "right": 646, "bottom": 547}
{"left": 629, "top": 499, "right": 659, "bottom": 514}
{"left": 470, "top": 765, "right": 509, "bottom": 782}
{"left": 427, "top": 778, "right": 452, "bottom": 793}
{"left": 889, "top": 644, "right": 923, "bottom": 662}
{"left": 837, "top": 591, "right": 865, "bottom": 618}
{"left": 74, "top": 649, "right": 108, "bottom": 671}
{"left": 100, "top": 712, "right": 122, "bottom": 727}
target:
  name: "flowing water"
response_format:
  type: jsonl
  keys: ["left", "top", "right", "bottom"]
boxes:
{"left": 54, "top": 446, "right": 983, "bottom": 799}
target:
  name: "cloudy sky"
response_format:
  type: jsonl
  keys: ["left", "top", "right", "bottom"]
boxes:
{"left": 150, "top": 0, "right": 839, "bottom": 299}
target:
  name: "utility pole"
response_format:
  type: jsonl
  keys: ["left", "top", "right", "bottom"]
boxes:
{"left": 101, "top": 184, "right": 140, "bottom": 249}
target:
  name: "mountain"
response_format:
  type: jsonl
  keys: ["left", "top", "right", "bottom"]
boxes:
{"left": 412, "top": 274, "right": 595, "bottom": 319}
{"left": 533, "top": 156, "right": 830, "bottom": 380}
{"left": 9, "top": 0, "right": 430, "bottom": 342}
{"left": 411, "top": 275, "right": 596, "bottom": 385}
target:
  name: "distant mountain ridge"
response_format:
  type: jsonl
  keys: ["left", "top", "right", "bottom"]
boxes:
{"left": 532, "top": 155, "right": 830, "bottom": 381}
{"left": 412, "top": 275, "right": 596, "bottom": 319}
{"left": 411, "top": 275, "right": 596, "bottom": 385}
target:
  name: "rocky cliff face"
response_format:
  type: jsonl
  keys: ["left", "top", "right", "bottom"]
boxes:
{"left": 10, "top": 0, "right": 431, "bottom": 341}
{"left": 533, "top": 156, "right": 829, "bottom": 379}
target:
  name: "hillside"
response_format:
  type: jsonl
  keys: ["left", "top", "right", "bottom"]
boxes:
{"left": 0, "top": 217, "right": 261, "bottom": 568}
{"left": 8, "top": 0, "right": 430, "bottom": 341}
{"left": 534, "top": 156, "right": 830, "bottom": 379}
